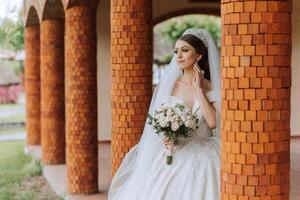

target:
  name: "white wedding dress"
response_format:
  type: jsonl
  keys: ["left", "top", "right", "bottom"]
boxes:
{"left": 109, "top": 91, "right": 221, "bottom": 200}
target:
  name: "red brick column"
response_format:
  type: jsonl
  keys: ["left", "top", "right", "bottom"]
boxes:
{"left": 111, "top": 0, "right": 153, "bottom": 175}
{"left": 40, "top": 19, "right": 65, "bottom": 164}
{"left": 221, "top": 1, "right": 291, "bottom": 199}
{"left": 65, "top": 4, "right": 98, "bottom": 194}
{"left": 25, "top": 25, "right": 41, "bottom": 145}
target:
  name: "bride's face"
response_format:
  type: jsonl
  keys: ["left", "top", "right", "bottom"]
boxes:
{"left": 174, "top": 39, "right": 200, "bottom": 70}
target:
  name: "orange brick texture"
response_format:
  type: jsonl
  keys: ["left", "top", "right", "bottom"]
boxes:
{"left": 40, "top": 19, "right": 65, "bottom": 164}
{"left": 25, "top": 25, "right": 41, "bottom": 145}
{"left": 221, "top": 1, "right": 291, "bottom": 199}
{"left": 65, "top": 5, "right": 98, "bottom": 194}
{"left": 111, "top": 0, "right": 153, "bottom": 175}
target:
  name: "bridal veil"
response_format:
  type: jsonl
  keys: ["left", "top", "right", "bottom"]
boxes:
{"left": 108, "top": 28, "right": 221, "bottom": 200}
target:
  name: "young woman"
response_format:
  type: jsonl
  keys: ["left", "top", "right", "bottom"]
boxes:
{"left": 108, "top": 28, "right": 221, "bottom": 200}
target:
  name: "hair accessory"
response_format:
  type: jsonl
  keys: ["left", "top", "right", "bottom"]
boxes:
{"left": 182, "top": 28, "right": 209, "bottom": 48}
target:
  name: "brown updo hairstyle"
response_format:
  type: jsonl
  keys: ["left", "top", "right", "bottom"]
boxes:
{"left": 179, "top": 34, "right": 210, "bottom": 81}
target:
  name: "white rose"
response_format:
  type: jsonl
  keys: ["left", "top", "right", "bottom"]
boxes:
{"left": 185, "top": 120, "right": 193, "bottom": 128}
{"left": 166, "top": 109, "right": 172, "bottom": 116}
{"left": 178, "top": 120, "right": 183, "bottom": 126}
{"left": 159, "top": 113, "right": 165, "bottom": 120}
{"left": 181, "top": 115, "right": 187, "bottom": 122}
{"left": 168, "top": 116, "right": 175, "bottom": 123}
{"left": 165, "top": 116, "right": 172, "bottom": 123}
{"left": 159, "top": 121, "right": 167, "bottom": 128}
{"left": 191, "top": 121, "right": 196, "bottom": 129}
{"left": 171, "top": 122, "right": 179, "bottom": 131}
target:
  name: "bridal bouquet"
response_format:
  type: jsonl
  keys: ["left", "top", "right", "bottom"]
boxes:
{"left": 147, "top": 103, "right": 199, "bottom": 165}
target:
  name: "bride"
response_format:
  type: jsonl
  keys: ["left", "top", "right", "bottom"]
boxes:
{"left": 108, "top": 28, "right": 221, "bottom": 200}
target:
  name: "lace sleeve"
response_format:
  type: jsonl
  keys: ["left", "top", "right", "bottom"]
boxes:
{"left": 206, "top": 90, "right": 217, "bottom": 103}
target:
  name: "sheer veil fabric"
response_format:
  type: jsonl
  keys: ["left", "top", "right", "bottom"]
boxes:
{"left": 108, "top": 28, "right": 221, "bottom": 200}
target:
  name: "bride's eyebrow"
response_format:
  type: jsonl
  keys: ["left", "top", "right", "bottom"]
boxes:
{"left": 174, "top": 46, "right": 190, "bottom": 50}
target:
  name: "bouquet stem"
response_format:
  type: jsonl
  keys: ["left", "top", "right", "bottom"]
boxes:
{"left": 165, "top": 141, "right": 176, "bottom": 165}
{"left": 166, "top": 155, "right": 173, "bottom": 165}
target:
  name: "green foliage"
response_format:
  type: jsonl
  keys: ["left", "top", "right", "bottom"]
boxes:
{"left": 154, "top": 15, "right": 221, "bottom": 63}
{"left": 0, "top": 9, "right": 24, "bottom": 51}
{"left": 158, "top": 15, "right": 221, "bottom": 48}
{"left": 160, "top": 54, "right": 173, "bottom": 64}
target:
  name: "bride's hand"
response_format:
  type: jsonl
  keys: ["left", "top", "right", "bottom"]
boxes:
{"left": 163, "top": 137, "right": 174, "bottom": 150}
{"left": 193, "top": 64, "right": 205, "bottom": 91}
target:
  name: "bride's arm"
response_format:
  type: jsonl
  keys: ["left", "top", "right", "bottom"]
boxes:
{"left": 194, "top": 88, "right": 216, "bottom": 129}
{"left": 192, "top": 66, "right": 217, "bottom": 129}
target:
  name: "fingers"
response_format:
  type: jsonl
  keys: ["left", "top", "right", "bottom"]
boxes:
{"left": 163, "top": 138, "right": 174, "bottom": 149}
{"left": 193, "top": 65, "right": 200, "bottom": 74}
{"left": 164, "top": 143, "right": 174, "bottom": 150}
{"left": 163, "top": 138, "right": 172, "bottom": 145}
{"left": 164, "top": 142, "right": 173, "bottom": 145}
{"left": 193, "top": 64, "right": 204, "bottom": 78}
{"left": 193, "top": 67, "right": 200, "bottom": 86}
{"left": 193, "top": 65, "right": 204, "bottom": 81}
{"left": 192, "top": 65, "right": 199, "bottom": 77}
{"left": 163, "top": 141, "right": 173, "bottom": 145}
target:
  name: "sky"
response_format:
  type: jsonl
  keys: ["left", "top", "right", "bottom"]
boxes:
{"left": 0, "top": 0, "right": 23, "bottom": 22}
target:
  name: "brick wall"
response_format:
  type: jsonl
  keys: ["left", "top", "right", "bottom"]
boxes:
{"left": 111, "top": 0, "right": 153, "bottom": 175}
{"left": 65, "top": 4, "right": 98, "bottom": 194}
{"left": 25, "top": 25, "right": 41, "bottom": 145}
{"left": 221, "top": 1, "right": 291, "bottom": 199}
{"left": 40, "top": 19, "right": 65, "bottom": 164}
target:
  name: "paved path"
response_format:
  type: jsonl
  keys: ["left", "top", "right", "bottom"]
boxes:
{"left": 0, "top": 132, "right": 25, "bottom": 142}
{"left": 0, "top": 107, "right": 25, "bottom": 118}
{"left": 26, "top": 139, "right": 300, "bottom": 200}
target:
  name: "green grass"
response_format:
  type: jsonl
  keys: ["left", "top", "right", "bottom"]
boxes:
{"left": 0, "top": 103, "right": 25, "bottom": 124}
{"left": 0, "top": 141, "right": 63, "bottom": 200}
{"left": 0, "top": 113, "right": 25, "bottom": 123}
{"left": 0, "top": 141, "right": 43, "bottom": 200}
{"left": 0, "top": 103, "right": 23, "bottom": 111}
{"left": 0, "top": 140, "right": 42, "bottom": 186}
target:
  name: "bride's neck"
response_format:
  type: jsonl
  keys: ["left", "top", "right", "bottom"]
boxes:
{"left": 180, "top": 68, "right": 195, "bottom": 85}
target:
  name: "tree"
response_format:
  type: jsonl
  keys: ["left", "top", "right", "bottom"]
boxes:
{"left": 0, "top": 9, "right": 24, "bottom": 51}
{"left": 158, "top": 15, "right": 221, "bottom": 47}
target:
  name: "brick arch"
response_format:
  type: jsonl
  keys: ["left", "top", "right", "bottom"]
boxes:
{"left": 42, "top": 0, "right": 65, "bottom": 20}
{"left": 26, "top": 6, "right": 40, "bottom": 27}
{"left": 153, "top": 7, "right": 220, "bottom": 26}
{"left": 66, "top": 0, "right": 98, "bottom": 9}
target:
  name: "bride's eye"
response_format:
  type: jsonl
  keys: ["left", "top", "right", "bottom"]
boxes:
{"left": 183, "top": 48, "right": 189, "bottom": 52}
{"left": 174, "top": 50, "right": 178, "bottom": 54}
